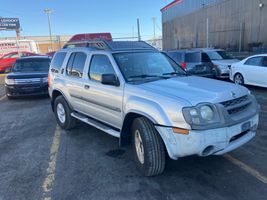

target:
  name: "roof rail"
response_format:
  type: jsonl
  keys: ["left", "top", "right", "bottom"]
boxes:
{"left": 63, "top": 39, "right": 156, "bottom": 51}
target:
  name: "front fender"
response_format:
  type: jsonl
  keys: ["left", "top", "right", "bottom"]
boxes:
{"left": 124, "top": 96, "right": 172, "bottom": 126}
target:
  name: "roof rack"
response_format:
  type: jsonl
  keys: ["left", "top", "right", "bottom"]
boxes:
{"left": 63, "top": 39, "right": 156, "bottom": 51}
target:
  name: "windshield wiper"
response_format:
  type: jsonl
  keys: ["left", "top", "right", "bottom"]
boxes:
{"left": 162, "top": 72, "right": 187, "bottom": 76}
{"left": 128, "top": 74, "right": 164, "bottom": 79}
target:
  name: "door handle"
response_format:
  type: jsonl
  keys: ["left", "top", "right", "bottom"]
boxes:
{"left": 84, "top": 85, "right": 90, "bottom": 89}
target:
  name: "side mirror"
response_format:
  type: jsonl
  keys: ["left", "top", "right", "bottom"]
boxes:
{"left": 101, "top": 74, "right": 120, "bottom": 86}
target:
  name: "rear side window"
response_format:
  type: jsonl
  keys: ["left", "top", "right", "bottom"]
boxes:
{"left": 244, "top": 57, "right": 263, "bottom": 66}
{"left": 66, "top": 52, "right": 87, "bottom": 78}
{"left": 89, "top": 55, "right": 115, "bottom": 82}
{"left": 51, "top": 52, "right": 67, "bottom": 72}
{"left": 262, "top": 57, "right": 267, "bottom": 67}
{"left": 167, "top": 52, "right": 183, "bottom": 62}
{"left": 185, "top": 52, "right": 201, "bottom": 62}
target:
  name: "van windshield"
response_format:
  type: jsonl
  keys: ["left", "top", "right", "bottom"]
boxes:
{"left": 113, "top": 52, "right": 186, "bottom": 82}
{"left": 13, "top": 58, "right": 50, "bottom": 73}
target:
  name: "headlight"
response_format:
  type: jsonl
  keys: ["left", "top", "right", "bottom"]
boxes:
{"left": 200, "top": 105, "right": 214, "bottom": 121}
{"left": 42, "top": 77, "right": 48, "bottom": 82}
{"left": 183, "top": 104, "right": 220, "bottom": 126}
{"left": 5, "top": 78, "right": 15, "bottom": 85}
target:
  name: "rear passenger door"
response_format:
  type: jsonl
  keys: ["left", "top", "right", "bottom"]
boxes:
{"left": 259, "top": 57, "right": 267, "bottom": 86}
{"left": 81, "top": 54, "right": 123, "bottom": 129}
{"left": 64, "top": 52, "right": 88, "bottom": 111}
{"left": 243, "top": 56, "right": 263, "bottom": 85}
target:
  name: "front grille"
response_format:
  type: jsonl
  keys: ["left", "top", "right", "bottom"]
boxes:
{"left": 228, "top": 104, "right": 250, "bottom": 115}
{"left": 221, "top": 95, "right": 249, "bottom": 108}
{"left": 15, "top": 78, "right": 41, "bottom": 84}
{"left": 221, "top": 95, "right": 251, "bottom": 115}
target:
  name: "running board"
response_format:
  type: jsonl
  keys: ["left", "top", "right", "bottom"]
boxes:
{"left": 71, "top": 112, "right": 120, "bottom": 138}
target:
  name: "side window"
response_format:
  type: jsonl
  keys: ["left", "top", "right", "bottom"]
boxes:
{"left": 51, "top": 52, "right": 67, "bottom": 72}
{"left": 89, "top": 55, "right": 115, "bottom": 82}
{"left": 244, "top": 57, "right": 263, "bottom": 66}
{"left": 167, "top": 52, "right": 182, "bottom": 62}
{"left": 262, "top": 57, "right": 267, "bottom": 67}
{"left": 66, "top": 53, "right": 76, "bottom": 75}
{"left": 202, "top": 53, "right": 211, "bottom": 62}
{"left": 66, "top": 52, "right": 87, "bottom": 78}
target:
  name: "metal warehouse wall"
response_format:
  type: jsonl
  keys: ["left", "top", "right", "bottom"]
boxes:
{"left": 162, "top": 0, "right": 267, "bottom": 51}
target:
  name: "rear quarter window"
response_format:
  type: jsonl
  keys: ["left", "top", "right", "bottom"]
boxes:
{"left": 51, "top": 52, "right": 67, "bottom": 71}
{"left": 167, "top": 52, "right": 183, "bottom": 62}
{"left": 185, "top": 52, "right": 201, "bottom": 62}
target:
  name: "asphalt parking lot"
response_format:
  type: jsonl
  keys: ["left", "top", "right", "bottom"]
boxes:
{"left": 0, "top": 74, "right": 266, "bottom": 200}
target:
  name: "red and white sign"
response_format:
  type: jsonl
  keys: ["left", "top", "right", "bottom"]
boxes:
{"left": 0, "top": 40, "right": 38, "bottom": 57}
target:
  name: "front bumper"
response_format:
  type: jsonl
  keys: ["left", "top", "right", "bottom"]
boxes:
{"left": 216, "top": 68, "right": 230, "bottom": 78}
{"left": 5, "top": 84, "right": 48, "bottom": 97}
{"left": 155, "top": 114, "right": 259, "bottom": 160}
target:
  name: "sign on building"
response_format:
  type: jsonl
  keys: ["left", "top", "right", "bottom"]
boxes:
{"left": 0, "top": 18, "right": 20, "bottom": 30}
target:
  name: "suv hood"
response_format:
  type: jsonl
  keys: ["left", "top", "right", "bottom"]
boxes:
{"left": 7, "top": 72, "right": 48, "bottom": 79}
{"left": 138, "top": 76, "right": 248, "bottom": 106}
{"left": 212, "top": 59, "right": 239, "bottom": 66}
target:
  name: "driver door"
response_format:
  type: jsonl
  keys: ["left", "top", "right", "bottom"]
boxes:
{"left": 81, "top": 54, "right": 123, "bottom": 129}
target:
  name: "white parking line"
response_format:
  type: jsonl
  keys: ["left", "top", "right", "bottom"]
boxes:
{"left": 224, "top": 154, "right": 267, "bottom": 185}
{"left": 0, "top": 95, "right": 6, "bottom": 101}
{"left": 42, "top": 126, "right": 62, "bottom": 200}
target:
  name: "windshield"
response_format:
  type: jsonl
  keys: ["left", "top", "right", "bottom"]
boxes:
{"left": 12, "top": 58, "right": 50, "bottom": 73}
{"left": 113, "top": 52, "right": 186, "bottom": 82}
{"left": 206, "top": 51, "right": 233, "bottom": 60}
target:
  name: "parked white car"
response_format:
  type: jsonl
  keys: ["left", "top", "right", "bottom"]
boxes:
{"left": 230, "top": 54, "right": 267, "bottom": 88}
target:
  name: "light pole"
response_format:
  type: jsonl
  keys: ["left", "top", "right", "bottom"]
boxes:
{"left": 44, "top": 8, "right": 53, "bottom": 51}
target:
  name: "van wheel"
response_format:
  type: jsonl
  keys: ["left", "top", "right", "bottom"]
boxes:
{"left": 54, "top": 96, "right": 76, "bottom": 130}
{"left": 132, "top": 117, "right": 165, "bottom": 176}
{"left": 234, "top": 73, "right": 244, "bottom": 85}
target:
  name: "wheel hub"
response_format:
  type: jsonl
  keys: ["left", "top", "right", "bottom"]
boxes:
{"left": 135, "top": 130, "right": 145, "bottom": 164}
{"left": 57, "top": 103, "right": 66, "bottom": 123}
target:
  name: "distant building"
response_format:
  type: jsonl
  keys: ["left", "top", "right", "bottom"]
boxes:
{"left": 161, "top": 0, "right": 267, "bottom": 52}
{"left": 145, "top": 37, "right": 163, "bottom": 50}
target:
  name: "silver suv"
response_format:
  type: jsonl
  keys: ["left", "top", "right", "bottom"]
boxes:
{"left": 49, "top": 40, "right": 259, "bottom": 176}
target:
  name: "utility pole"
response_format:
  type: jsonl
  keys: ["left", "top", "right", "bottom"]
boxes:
{"left": 137, "top": 18, "right": 141, "bottom": 41}
{"left": 152, "top": 17, "right": 156, "bottom": 40}
{"left": 206, "top": 17, "right": 209, "bottom": 48}
{"left": 44, "top": 8, "right": 53, "bottom": 51}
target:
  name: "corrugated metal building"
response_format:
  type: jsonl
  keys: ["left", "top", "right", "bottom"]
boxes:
{"left": 162, "top": 0, "right": 267, "bottom": 51}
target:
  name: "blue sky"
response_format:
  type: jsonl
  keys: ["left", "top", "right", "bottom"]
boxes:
{"left": 0, "top": 0, "right": 171, "bottom": 40}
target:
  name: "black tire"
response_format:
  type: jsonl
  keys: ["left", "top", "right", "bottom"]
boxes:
{"left": 234, "top": 73, "right": 244, "bottom": 85}
{"left": 54, "top": 95, "right": 76, "bottom": 130}
{"left": 132, "top": 117, "right": 165, "bottom": 176}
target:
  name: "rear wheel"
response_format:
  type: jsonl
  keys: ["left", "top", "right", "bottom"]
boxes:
{"left": 54, "top": 96, "right": 76, "bottom": 130}
{"left": 234, "top": 73, "right": 244, "bottom": 85}
{"left": 132, "top": 117, "right": 165, "bottom": 176}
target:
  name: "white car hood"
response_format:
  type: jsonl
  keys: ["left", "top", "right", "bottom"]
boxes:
{"left": 212, "top": 59, "right": 239, "bottom": 66}
{"left": 139, "top": 76, "right": 248, "bottom": 106}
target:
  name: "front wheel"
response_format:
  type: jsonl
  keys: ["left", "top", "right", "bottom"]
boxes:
{"left": 54, "top": 96, "right": 76, "bottom": 130}
{"left": 132, "top": 117, "right": 165, "bottom": 176}
{"left": 234, "top": 73, "right": 244, "bottom": 85}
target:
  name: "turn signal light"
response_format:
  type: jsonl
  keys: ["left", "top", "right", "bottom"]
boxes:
{"left": 172, "top": 127, "right": 189, "bottom": 135}
{"left": 48, "top": 73, "right": 52, "bottom": 88}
